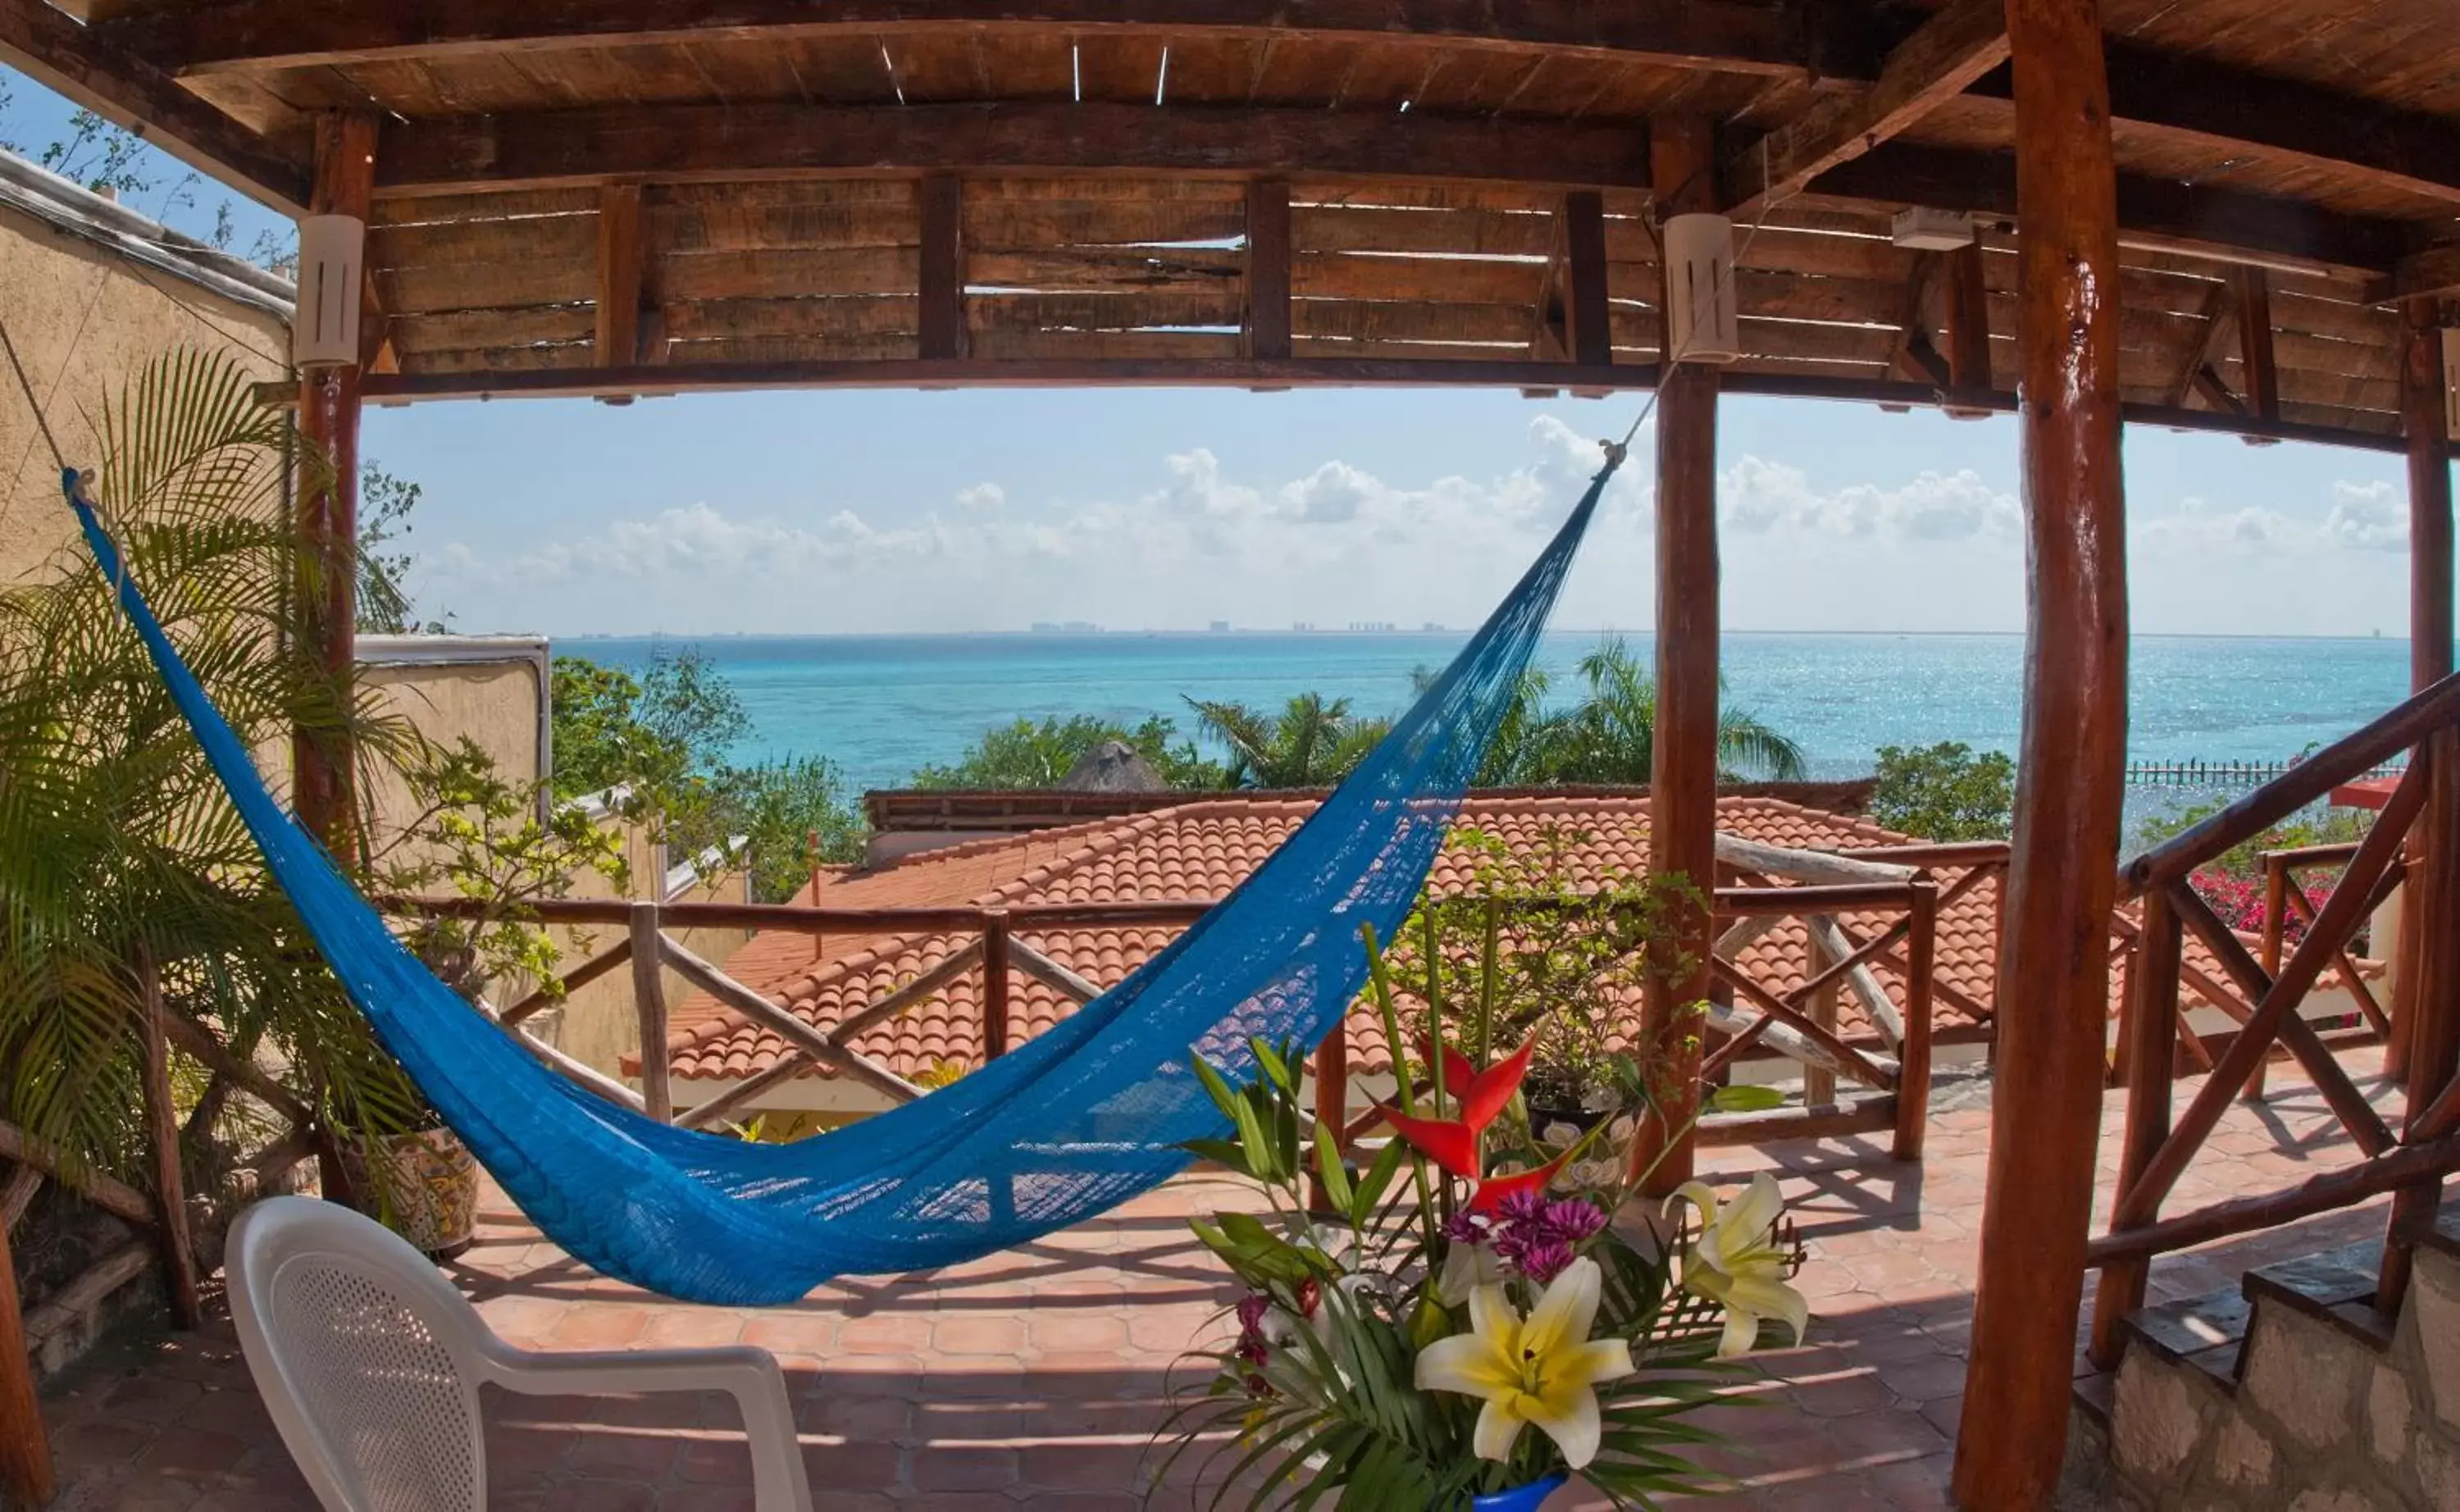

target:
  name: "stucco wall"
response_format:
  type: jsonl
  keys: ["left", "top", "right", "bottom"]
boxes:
{"left": 0, "top": 171, "right": 289, "bottom": 588}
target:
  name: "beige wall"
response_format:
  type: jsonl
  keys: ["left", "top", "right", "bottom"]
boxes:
{"left": 0, "top": 164, "right": 290, "bottom": 588}
{"left": 358, "top": 647, "right": 549, "bottom": 849}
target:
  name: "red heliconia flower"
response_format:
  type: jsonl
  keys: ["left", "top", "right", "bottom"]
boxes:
{"left": 1378, "top": 1030, "right": 1562, "bottom": 1212}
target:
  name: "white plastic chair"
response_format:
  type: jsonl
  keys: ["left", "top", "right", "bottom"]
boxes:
{"left": 226, "top": 1195, "right": 813, "bottom": 1512}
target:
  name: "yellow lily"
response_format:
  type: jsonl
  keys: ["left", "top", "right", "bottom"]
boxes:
{"left": 1414, "top": 1255, "right": 1635, "bottom": 1469}
{"left": 1665, "top": 1173, "right": 1809, "bottom": 1359}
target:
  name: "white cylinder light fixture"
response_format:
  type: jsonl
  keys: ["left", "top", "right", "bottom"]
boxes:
{"left": 1662, "top": 212, "right": 1742, "bottom": 365}
{"left": 292, "top": 213, "right": 366, "bottom": 369}
{"left": 2444, "top": 326, "right": 2460, "bottom": 437}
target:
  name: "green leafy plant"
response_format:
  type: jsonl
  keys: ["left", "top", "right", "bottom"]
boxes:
{"left": 1869, "top": 742, "right": 2015, "bottom": 841}
{"left": 0, "top": 348, "right": 423, "bottom": 1179}
{"left": 371, "top": 737, "right": 631, "bottom": 1013}
{"left": 913, "top": 712, "right": 1225, "bottom": 790}
{"left": 1187, "top": 693, "right": 1390, "bottom": 788}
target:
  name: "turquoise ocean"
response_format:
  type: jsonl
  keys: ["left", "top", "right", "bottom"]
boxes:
{"left": 563, "top": 631, "right": 2414, "bottom": 818}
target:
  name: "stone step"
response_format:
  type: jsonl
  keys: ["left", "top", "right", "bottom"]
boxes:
{"left": 2121, "top": 1287, "right": 2252, "bottom": 1390}
{"left": 2243, "top": 1240, "right": 2398, "bottom": 1350}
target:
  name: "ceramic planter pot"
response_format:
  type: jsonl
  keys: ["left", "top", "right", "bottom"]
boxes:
{"left": 1472, "top": 1473, "right": 1566, "bottom": 1512}
{"left": 348, "top": 1126, "right": 480, "bottom": 1258}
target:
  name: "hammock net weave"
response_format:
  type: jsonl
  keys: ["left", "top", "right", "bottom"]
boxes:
{"left": 67, "top": 456, "right": 1614, "bottom": 1304}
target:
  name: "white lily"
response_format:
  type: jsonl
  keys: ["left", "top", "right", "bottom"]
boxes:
{"left": 1665, "top": 1173, "right": 1810, "bottom": 1359}
{"left": 1437, "top": 1233, "right": 1510, "bottom": 1306}
{"left": 1414, "top": 1255, "right": 1635, "bottom": 1469}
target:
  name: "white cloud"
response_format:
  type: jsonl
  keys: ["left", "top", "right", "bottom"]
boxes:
{"left": 408, "top": 422, "right": 2419, "bottom": 639}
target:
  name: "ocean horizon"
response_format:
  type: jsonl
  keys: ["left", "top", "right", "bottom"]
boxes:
{"left": 562, "top": 630, "right": 2416, "bottom": 813}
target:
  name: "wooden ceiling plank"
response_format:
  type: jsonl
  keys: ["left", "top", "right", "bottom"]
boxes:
{"left": 1724, "top": 0, "right": 2009, "bottom": 215}
{"left": 377, "top": 102, "right": 1657, "bottom": 196}
{"left": 0, "top": 0, "right": 310, "bottom": 212}
{"left": 112, "top": 0, "right": 1816, "bottom": 80}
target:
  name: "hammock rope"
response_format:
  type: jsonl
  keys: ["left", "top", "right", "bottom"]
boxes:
{"left": 52, "top": 442, "right": 1620, "bottom": 1303}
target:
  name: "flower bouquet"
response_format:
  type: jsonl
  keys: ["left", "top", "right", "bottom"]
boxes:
{"left": 1159, "top": 920, "right": 1810, "bottom": 1510}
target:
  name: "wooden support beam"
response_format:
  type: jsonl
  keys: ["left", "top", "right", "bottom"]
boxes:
{"left": 1885, "top": 250, "right": 1950, "bottom": 387}
{"left": 2234, "top": 266, "right": 2280, "bottom": 425}
{"left": 0, "top": 0, "right": 309, "bottom": 212}
{"left": 2091, "top": 890, "right": 2180, "bottom": 1365}
{"left": 1632, "top": 113, "right": 1721, "bottom": 1198}
{"left": 918, "top": 174, "right": 966, "bottom": 362}
{"left": 1244, "top": 178, "right": 1292, "bottom": 362}
{"left": 293, "top": 111, "right": 379, "bottom": 855}
{"left": 1892, "top": 879, "right": 1937, "bottom": 1161}
{"left": 137, "top": 958, "right": 200, "bottom": 1330}
{"left": 1310, "top": 1016, "right": 1350, "bottom": 1213}
{"left": 1951, "top": 0, "right": 2130, "bottom": 1503}
{"left": 1943, "top": 234, "right": 1993, "bottom": 414}
{"left": 1815, "top": 143, "right": 2408, "bottom": 276}
{"left": 594, "top": 182, "right": 645, "bottom": 367}
{"left": 107, "top": 0, "right": 1815, "bottom": 80}
{"left": 0, "top": 1201, "right": 52, "bottom": 1509}
{"left": 1560, "top": 189, "right": 1613, "bottom": 369}
{"left": 2384, "top": 295, "right": 2460, "bottom": 1306}
{"left": 1723, "top": 0, "right": 2008, "bottom": 214}
{"left": 2165, "top": 276, "right": 2240, "bottom": 410}
{"left": 378, "top": 103, "right": 1656, "bottom": 198}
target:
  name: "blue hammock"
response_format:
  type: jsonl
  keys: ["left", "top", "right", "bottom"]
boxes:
{"left": 66, "top": 454, "right": 1615, "bottom": 1305}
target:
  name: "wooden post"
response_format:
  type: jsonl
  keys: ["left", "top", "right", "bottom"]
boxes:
{"left": 137, "top": 955, "right": 201, "bottom": 1330}
{"left": 981, "top": 912, "right": 1012, "bottom": 1060}
{"left": 1245, "top": 178, "right": 1292, "bottom": 362}
{"left": 629, "top": 901, "right": 672, "bottom": 1123}
{"left": 1802, "top": 928, "right": 1838, "bottom": 1108}
{"left": 2383, "top": 296, "right": 2459, "bottom": 1307}
{"left": 2248, "top": 854, "right": 2289, "bottom": 1101}
{"left": 1309, "top": 1014, "right": 1350, "bottom": 1212}
{"left": 293, "top": 110, "right": 378, "bottom": 856}
{"left": 2090, "top": 888, "right": 2181, "bottom": 1367}
{"left": 1632, "top": 113, "right": 1721, "bottom": 1197}
{"left": 918, "top": 174, "right": 966, "bottom": 361}
{"left": 1893, "top": 878, "right": 1938, "bottom": 1161}
{"left": 0, "top": 1200, "right": 52, "bottom": 1510}
{"left": 1950, "top": 1, "right": 2131, "bottom": 1503}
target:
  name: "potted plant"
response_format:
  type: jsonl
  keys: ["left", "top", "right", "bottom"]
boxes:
{"left": 358, "top": 739, "right": 628, "bottom": 1255}
{"left": 1157, "top": 916, "right": 1809, "bottom": 1507}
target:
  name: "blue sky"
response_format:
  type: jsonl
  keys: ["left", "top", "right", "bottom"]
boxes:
{"left": 3, "top": 69, "right": 2434, "bottom": 641}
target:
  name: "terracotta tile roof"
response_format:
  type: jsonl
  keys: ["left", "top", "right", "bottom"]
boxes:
{"left": 657, "top": 795, "right": 2025, "bottom": 1086}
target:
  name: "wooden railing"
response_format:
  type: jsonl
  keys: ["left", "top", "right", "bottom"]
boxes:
{"left": 2087, "top": 670, "right": 2460, "bottom": 1365}
{"left": 392, "top": 839, "right": 1987, "bottom": 1169}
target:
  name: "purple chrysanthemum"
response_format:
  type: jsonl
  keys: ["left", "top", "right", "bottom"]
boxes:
{"left": 1542, "top": 1198, "right": 1609, "bottom": 1243}
{"left": 1494, "top": 1188, "right": 1551, "bottom": 1227}
{"left": 1511, "top": 1238, "right": 1576, "bottom": 1284}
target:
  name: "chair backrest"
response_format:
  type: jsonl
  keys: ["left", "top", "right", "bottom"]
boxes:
{"left": 226, "top": 1196, "right": 490, "bottom": 1512}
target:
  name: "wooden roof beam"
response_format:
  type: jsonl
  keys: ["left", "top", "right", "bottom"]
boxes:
{"left": 1722, "top": 0, "right": 2008, "bottom": 216}
{"left": 1813, "top": 143, "right": 2408, "bottom": 276}
{"left": 104, "top": 0, "right": 1815, "bottom": 81}
{"left": 1962, "top": 43, "right": 2460, "bottom": 212}
{"left": 0, "top": 0, "right": 309, "bottom": 212}
{"left": 376, "top": 102, "right": 1656, "bottom": 197}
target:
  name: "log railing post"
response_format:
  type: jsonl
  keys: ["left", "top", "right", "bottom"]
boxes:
{"left": 0, "top": 1200, "right": 51, "bottom": 1510}
{"left": 1893, "top": 879, "right": 1938, "bottom": 1162}
{"left": 1631, "top": 111, "right": 1722, "bottom": 1198}
{"left": 1309, "top": 1014, "right": 1350, "bottom": 1212}
{"left": 1802, "top": 928, "right": 1838, "bottom": 1108}
{"left": 628, "top": 901, "right": 672, "bottom": 1123}
{"left": 2248, "top": 852, "right": 2290, "bottom": 1101}
{"left": 1952, "top": 0, "right": 2132, "bottom": 1501}
{"left": 137, "top": 954, "right": 201, "bottom": 1330}
{"left": 982, "top": 912, "right": 1012, "bottom": 1061}
{"left": 2090, "top": 886, "right": 2183, "bottom": 1367}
